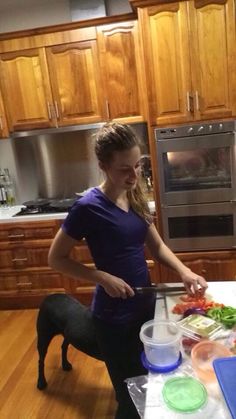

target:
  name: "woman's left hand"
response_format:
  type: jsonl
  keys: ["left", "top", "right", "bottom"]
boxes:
{"left": 181, "top": 268, "right": 208, "bottom": 296}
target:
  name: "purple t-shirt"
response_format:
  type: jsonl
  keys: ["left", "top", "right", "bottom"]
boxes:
{"left": 62, "top": 187, "right": 155, "bottom": 323}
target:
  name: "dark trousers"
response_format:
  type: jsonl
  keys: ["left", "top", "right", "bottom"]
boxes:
{"left": 94, "top": 314, "right": 153, "bottom": 419}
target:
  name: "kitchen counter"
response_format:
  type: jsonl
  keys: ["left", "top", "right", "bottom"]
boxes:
{"left": 0, "top": 206, "right": 67, "bottom": 223}
{"left": 0, "top": 200, "right": 156, "bottom": 223}
{"left": 128, "top": 282, "right": 236, "bottom": 419}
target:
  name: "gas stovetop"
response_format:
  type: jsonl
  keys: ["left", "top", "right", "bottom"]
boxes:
{"left": 13, "top": 198, "right": 78, "bottom": 216}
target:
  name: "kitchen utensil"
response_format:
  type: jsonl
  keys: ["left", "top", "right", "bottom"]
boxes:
{"left": 133, "top": 285, "right": 186, "bottom": 294}
{"left": 213, "top": 356, "right": 236, "bottom": 419}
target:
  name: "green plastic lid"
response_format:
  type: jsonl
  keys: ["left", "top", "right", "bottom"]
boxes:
{"left": 162, "top": 377, "right": 207, "bottom": 413}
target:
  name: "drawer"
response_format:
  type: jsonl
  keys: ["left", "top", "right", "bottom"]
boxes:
{"left": 0, "top": 240, "right": 51, "bottom": 269}
{"left": 0, "top": 220, "right": 59, "bottom": 242}
{"left": 0, "top": 271, "right": 70, "bottom": 293}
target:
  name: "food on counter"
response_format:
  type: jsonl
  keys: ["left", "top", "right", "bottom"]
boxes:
{"left": 172, "top": 294, "right": 224, "bottom": 315}
{"left": 178, "top": 314, "right": 223, "bottom": 340}
{"left": 207, "top": 306, "right": 236, "bottom": 329}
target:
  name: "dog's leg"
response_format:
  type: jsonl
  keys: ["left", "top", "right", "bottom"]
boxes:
{"left": 37, "top": 332, "right": 54, "bottom": 390}
{"left": 61, "top": 338, "right": 72, "bottom": 371}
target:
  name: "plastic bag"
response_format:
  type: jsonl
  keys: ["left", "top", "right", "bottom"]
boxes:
{"left": 125, "top": 360, "right": 231, "bottom": 419}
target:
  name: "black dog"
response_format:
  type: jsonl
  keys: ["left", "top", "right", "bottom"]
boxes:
{"left": 36, "top": 293, "right": 103, "bottom": 390}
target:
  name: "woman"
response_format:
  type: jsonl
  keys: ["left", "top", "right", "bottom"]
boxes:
{"left": 48, "top": 123, "right": 207, "bottom": 419}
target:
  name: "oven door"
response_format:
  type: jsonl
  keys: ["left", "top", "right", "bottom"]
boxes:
{"left": 156, "top": 132, "right": 236, "bottom": 205}
{"left": 161, "top": 202, "right": 236, "bottom": 251}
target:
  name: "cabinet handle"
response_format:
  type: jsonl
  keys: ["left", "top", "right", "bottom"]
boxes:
{"left": 0, "top": 116, "right": 3, "bottom": 130}
{"left": 54, "top": 101, "right": 59, "bottom": 119}
{"left": 12, "top": 258, "right": 28, "bottom": 262}
{"left": 8, "top": 234, "right": 25, "bottom": 238}
{"left": 47, "top": 102, "right": 52, "bottom": 120}
{"left": 186, "top": 92, "right": 190, "bottom": 112}
{"left": 17, "top": 282, "right": 32, "bottom": 287}
{"left": 201, "top": 269, "right": 207, "bottom": 274}
{"left": 195, "top": 91, "right": 200, "bottom": 111}
{"left": 105, "top": 100, "right": 110, "bottom": 120}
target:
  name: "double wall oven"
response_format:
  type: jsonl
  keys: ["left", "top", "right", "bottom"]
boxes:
{"left": 155, "top": 121, "right": 236, "bottom": 251}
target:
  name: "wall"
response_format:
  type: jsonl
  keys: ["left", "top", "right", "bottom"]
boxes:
{"left": 0, "top": 0, "right": 132, "bottom": 33}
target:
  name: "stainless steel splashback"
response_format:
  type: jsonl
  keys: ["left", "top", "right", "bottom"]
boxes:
{"left": 12, "top": 123, "right": 149, "bottom": 201}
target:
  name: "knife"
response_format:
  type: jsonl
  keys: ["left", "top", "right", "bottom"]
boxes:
{"left": 133, "top": 285, "right": 186, "bottom": 294}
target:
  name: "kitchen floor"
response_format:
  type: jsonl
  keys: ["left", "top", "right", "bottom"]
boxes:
{"left": 0, "top": 308, "right": 116, "bottom": 418}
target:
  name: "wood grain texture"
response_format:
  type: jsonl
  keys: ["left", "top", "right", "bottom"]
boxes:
{"left": 0, "top": 309, "right": 116, "bottom": 418}
{"left": 0, "top": 89, "right": 9, "bottom": 138}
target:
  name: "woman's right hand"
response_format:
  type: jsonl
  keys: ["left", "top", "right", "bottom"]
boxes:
{"left": 99, "top": 272, "right": 135, "bottom": 299}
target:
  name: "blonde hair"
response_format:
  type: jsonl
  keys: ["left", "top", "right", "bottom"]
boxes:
{"left": 95, "top": 123, "right": 152, "bottom": 223}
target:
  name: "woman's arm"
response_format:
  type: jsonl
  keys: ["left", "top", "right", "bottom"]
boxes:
{"left": 48, "top": 228, "right": 134, "bottom": 298}
{"left": 145, "top": 223, "right": 208, "bottom": 295}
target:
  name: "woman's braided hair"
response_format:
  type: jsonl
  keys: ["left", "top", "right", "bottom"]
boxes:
{"left": 95, "top": 122, "right": 152, "bottom": 223}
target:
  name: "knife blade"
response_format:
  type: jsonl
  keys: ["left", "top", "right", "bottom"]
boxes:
{"left": 133, "top": 285, "right": 186, "bottom": 294}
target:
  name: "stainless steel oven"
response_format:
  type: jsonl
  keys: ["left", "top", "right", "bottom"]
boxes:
{"left": 155, "top": 120, "right": 236, "bottom": 251}
{"left": 155, "top": 121, "right": 236, "bottom": 206}
{"left": 161, "top": 202, "right": 236, "bottom": 251}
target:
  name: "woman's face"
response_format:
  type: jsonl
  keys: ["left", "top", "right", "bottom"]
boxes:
{"left": 101, "top": 145, "right": 142, "bottom": 191}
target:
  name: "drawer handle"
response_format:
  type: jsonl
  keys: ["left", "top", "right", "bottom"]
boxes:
{"left": 17, "top": 282, "right": 32, "bottom": 287}
{"left": 201, "top": 269, "right": 207, "bottom": 274}
{"left": 8, "top": 234, "right": 25, "bottom": 238}
{"left": 12, "top": 258, "right": 28, "bottom": 262}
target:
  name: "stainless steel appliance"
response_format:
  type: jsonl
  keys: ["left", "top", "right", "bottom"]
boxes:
{"left": 155, "top": 121, "right": 236, "bottom": 251}
{"left": 155, "top": 120, "right": 236, "bottom": 206}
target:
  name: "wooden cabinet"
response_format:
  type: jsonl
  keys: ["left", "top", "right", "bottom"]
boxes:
{"left": 160, "top": 250, "right": 236, "bottom": 283}
{"left": 139, "top": 0, "right": 236, "bottom": 125}
{"left": 97, "top": 21, "right": 146, "bottom": 123}
{"left": 0, "top": 39, "right": 105, "bottom": 132}
{"left": 0, "top": 48, "right": 55, "bottom": 131}
{"left": 45, "top": 41, "right": 104, "bottom": 126}
{"left": 0, "top": 89, "right": 8, "bottom": 138}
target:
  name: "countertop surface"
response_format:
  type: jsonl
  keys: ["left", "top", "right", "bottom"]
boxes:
{"left": 0, "top": 200, "right": 156, "bottom": 223}
{"left": 0, "top": 206, "right": 67, "bottom": 223}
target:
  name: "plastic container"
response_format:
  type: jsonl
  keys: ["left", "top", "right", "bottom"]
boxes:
{"left": 213, "top": 356, "right": 236, "bottom": 419}
{"left": 178, "top": 314, "right": 224, "bottom": 340}
{"left": 162, "top": 376, "right": 208, "bottom": 413}
{"left": 191, "top": 340, "right": 232, "bottom": 383}
{"left": 140, "top": 319, "right": 181, "bottom": 370}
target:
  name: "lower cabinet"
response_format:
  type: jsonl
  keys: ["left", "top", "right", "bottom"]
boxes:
{"left": 160, "top": 250, "right": 236, "bottom": 283}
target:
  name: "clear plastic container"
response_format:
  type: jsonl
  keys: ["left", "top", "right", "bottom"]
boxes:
{"left": 178, "top": 314, "right": 224, "bottom": 340}
{"left": 140, "top": 319, "right": 181, "bottom": 369}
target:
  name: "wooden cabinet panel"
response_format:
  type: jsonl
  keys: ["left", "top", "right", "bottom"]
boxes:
{"left": 0, "top": 272, "right": 67, "bottom": 293}
{"left": 189, "top": 0, "right": 236, "bottom": 120}
{"left": 0, "top": 89, "right": 8, "bottom": 138}
{"left": 97, "top": 21, "right": 145, "bottom": 123}
{"left": 139, "top": 2, "right": 192, "bottom": 125}
{"left": 0, "top": 220, "right": 58, "bottom": 242}
{"left": 46, "top": 40, "right": 105, "bottom": 126}
{"left": 0, "top": 240, "right": 51, "bottom": 269}
{"left": 139, "top": 0, "right": 236, "bottom": 124}
{"left": 0, "top": 48, "right": 55, "bottom": 131}
{"left": 160, "top": 250, "right": 236, "bottom": 282}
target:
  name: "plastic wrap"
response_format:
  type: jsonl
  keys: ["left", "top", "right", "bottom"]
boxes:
{"left": 126, "top": 360, "right": 231, "bottom": 419}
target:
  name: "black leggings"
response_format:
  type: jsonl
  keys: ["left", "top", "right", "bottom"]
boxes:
{"left": 94, "top": 315, "right": 153, "bottom": 419}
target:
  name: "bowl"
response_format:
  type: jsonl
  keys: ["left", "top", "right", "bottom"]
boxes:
{"left": 191, "top": 340, "right": 232, "bottom": 383}
{"left": 140, "top": 319, "right": 181, "bottom": 369}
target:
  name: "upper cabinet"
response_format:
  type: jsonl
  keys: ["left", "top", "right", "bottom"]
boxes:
{"left": 46, "top": 41, "right": 105, "bottom": 126}
{"left": 139, "top": 0, "right": 236, "bottom": 125}
{"left": 0, "top": 48, "right": 56, "bottom": 131}
{"left": 97, "top": 21, "right": 146, "bottom": 123}
{"left": 0, "top": 89, "right": 9, "bottom": 138}
{"left": 0, "top": 40, "right": 105, "bottom": 132}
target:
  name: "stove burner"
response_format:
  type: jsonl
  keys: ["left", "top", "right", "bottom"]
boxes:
{"left": 13, "top": 197, "right": 78, "bottom": 217}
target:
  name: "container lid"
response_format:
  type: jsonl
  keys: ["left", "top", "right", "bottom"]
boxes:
{"left": 141, "top": 351, "right": 182, "bottom": 373}
{"left": 162, "top": 377, "right": 207, "bottom": 413}
{"left": 213, "top": 357, "right": 236, "bottom": 419}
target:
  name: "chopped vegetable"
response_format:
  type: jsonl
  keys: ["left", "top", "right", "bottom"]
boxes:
{"left": 172, "top": 294, "right": 224, "bottom": 315}
{"left": 206, "top": 306, "right": 236, "bottom": 328}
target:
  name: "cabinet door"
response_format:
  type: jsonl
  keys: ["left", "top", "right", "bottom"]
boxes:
{"left": 97, "top": 21, "right": 145, "bottom": 123}
{"left": 46, "top": 40, "right": 105, "bottom": 126}
{"left": 139, "top": 2, "right": 193, "bottom": 125}
{"left": 0, "top": 48, "right": 56, "bottom": 131}
{"left": 160, "top": 251, "right": 236, "bottom": 282}
{"left": 0, "top": 89, "right": 9, "bottom": 138}
{"left": 189, "top": 0, "right": 236, "bottom": 120}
